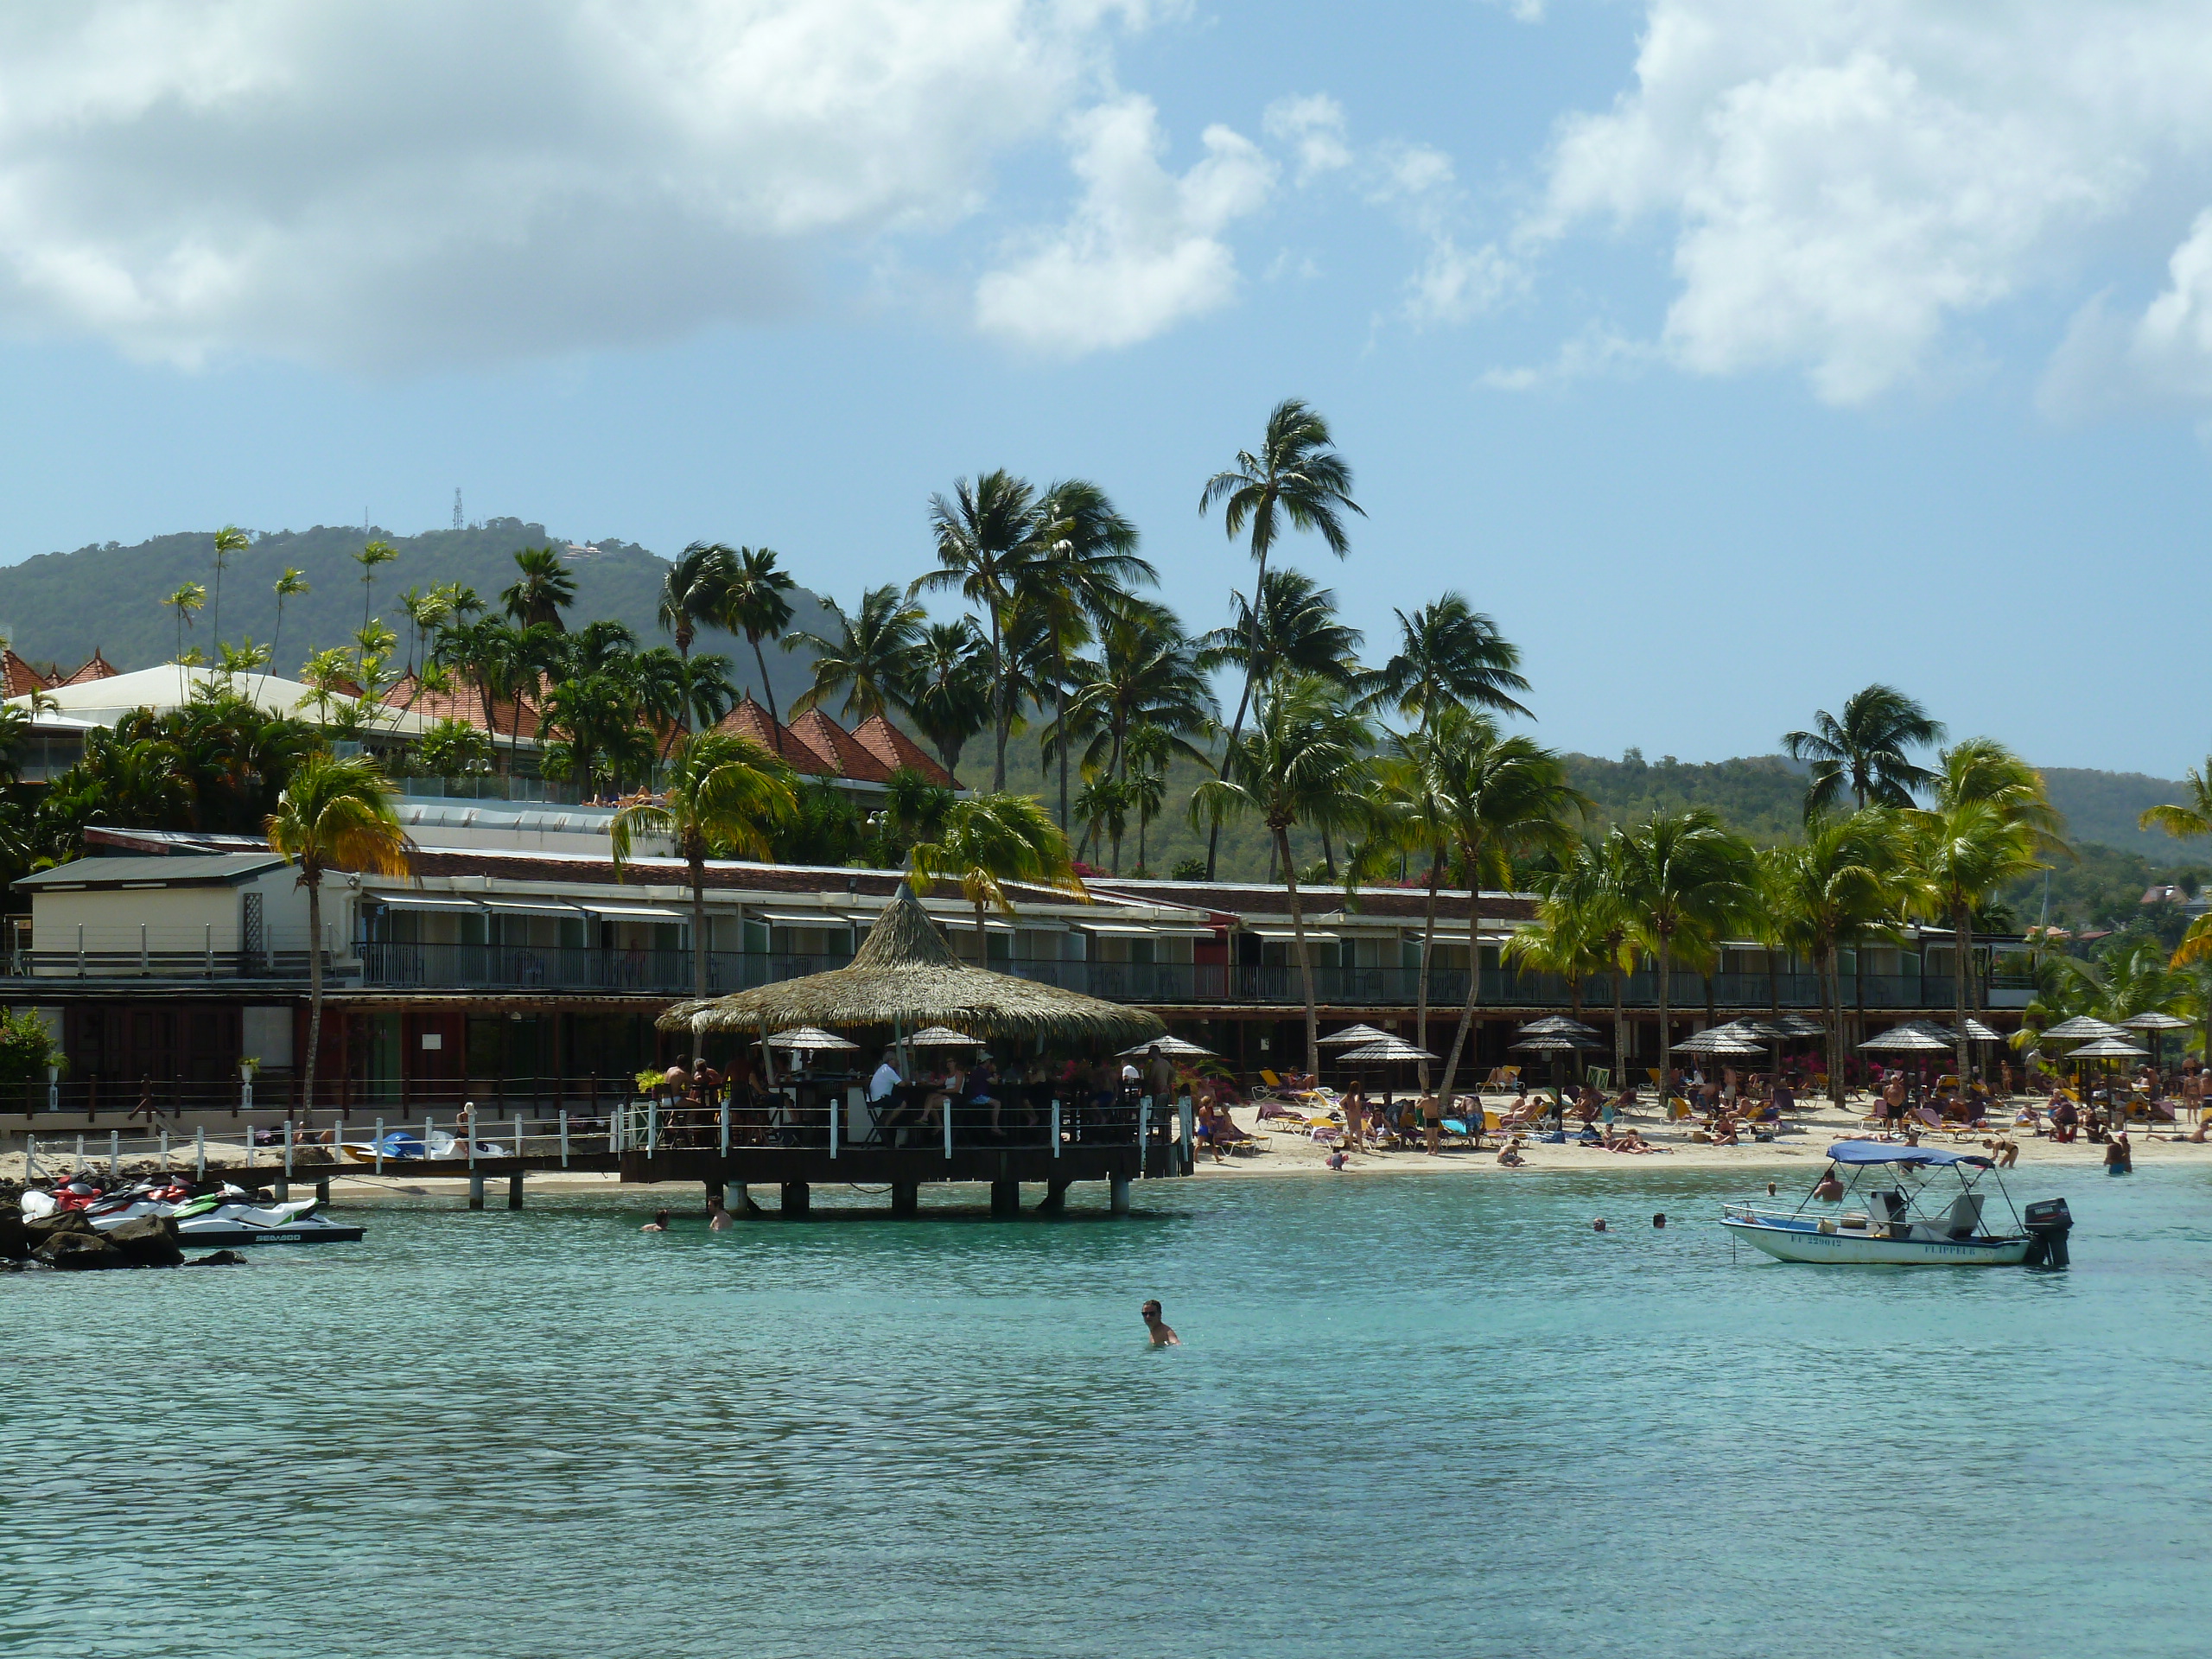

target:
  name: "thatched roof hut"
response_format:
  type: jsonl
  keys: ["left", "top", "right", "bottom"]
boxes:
{"left": 661, "top": 883, "right": 1166, "bottom": 1049}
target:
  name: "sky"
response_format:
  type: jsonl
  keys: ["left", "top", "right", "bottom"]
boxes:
{"left": 0, "top": 1, "right": 2209, "bottom": 776}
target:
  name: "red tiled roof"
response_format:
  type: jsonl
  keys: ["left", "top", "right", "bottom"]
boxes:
{"left": 715, "top": 697, "right": 835, "bottom": 774}
{"left": 851, "top": 715, "right": 957, "bottom": 788}
{"left": 789, "top": 709, "right": 893, "bottom": 783}
{"left": 382, "top": 671, "right": 542, "bottom": 741}
{"left": 60, "top": 650, "right": 118, "bottom": 685}
{"left": 3, "top": 649, "right": 54, "bottom": 698}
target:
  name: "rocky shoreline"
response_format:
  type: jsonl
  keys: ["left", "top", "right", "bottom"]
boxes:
{"left": 1, "top": 1188, "right": 249, "bottom": 1272}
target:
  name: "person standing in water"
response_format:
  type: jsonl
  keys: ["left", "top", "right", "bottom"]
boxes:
{"left": 641, "top": 1210, "right": 671, "bottom": 1232}
{"left": 1141, "top": 1300, "right": 1179, "bottom": 1346}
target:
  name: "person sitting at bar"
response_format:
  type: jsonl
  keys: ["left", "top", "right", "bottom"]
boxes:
{"left": 960, "top": 1055, "right": 1001, "bottom": 1137}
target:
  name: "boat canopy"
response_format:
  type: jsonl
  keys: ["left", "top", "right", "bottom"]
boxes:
{"left": 1826, "top": 1141, "right": 1993, "bottom": 1170}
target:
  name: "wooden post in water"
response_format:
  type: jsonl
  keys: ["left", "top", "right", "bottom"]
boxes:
{"left": 1109, "top": 1173, "right": 1132, "bottom": 1215}
{"left": 780, "top": 1181, "right": 810, "bottom": 1217}
{"left": 989, "top": 1180, "right": 1020, "bottom": 1218}
{"left": 507, "top": 1173, "right": 524, "bottom": 1210}
{"left": 1037, "top": 1179, "right": 1069, "bottom": 1213}
{"left": 467, "top": 1173, "right": 485, "bottom": 1210}
{"left": 890, "top": 1182, "right": 918, "bottom": 1217}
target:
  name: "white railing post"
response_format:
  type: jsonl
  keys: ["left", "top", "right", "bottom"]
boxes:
{"left": 943, "top": 1092, "right": 953, "bottom": 1160}
{"left": 160, "top": 1128, "right": 169, "bottom": 1172}
{"left": 204, "top": 923, "right": 213, "bottom": 978}
{"left": 108, "top": 1128, "right": 119, "bottom": 1180}
{"left": 45, "top": 1065, "right": 57, "bottom": 1115}
{"left": 718, "top": 1099, "right": 729, "bottom": 1157}
{"left": 1051, "top": 1096, "right": 1061, "bottom": 1158}
{"left": 1137, "top": 1097, "right": 1151, "bottom": 1178}
{"left": 560, "top": 1109, "right": 570, "bottom": 1168}
{"left": 647, "top": 1101, "right": 658, "bottom": 1157}
{"left": 1179, "top": 1095, "right": 1194, "bottom": 1173}
{"left": 830, "top": 1090, "right": 840, "bottom": 1161}
{"left": 283, "top": 1122, "right": 293, "bottom": 1184}
{"left": 194, "top": 1125, "right": 206, "bottom": 1181}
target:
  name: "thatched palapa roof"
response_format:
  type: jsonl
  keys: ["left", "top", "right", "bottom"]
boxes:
{"left": 661, "top": 883, "right": 1166, "bottom": 1048}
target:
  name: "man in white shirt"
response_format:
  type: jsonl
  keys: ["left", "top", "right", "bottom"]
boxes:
{"left": 869, "top": 1048, "right": 901, "bottom": 1104}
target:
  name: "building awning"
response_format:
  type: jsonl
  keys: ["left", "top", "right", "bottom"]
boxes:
{"left": 1249, "top": 927, "right": 1340, "bottom": 943}
{"left": 583, "top": 903, "right": 689, "bottom": 922}
{"left": 483, "top": 899, "right": 582, "bottom": 918}
{"left": 369, "top": 893, "right": 486, "bottom": 914}
{"left": 1081, "top": 922, "right": 1214, "bottom": 938}
{"left": 756, "top": 911, "right": 858, "bottom": 927}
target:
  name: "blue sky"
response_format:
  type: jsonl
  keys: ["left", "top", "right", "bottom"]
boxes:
{"left": 1, "top": 2, "right": 2209, "bottom": 775}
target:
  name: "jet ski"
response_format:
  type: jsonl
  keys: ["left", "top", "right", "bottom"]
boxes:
{"left": 29, "top": 1179, "right": 364, "bottom": 1247}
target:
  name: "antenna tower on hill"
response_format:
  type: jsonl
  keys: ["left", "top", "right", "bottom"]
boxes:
{"left": 453, "top": 488, "right": 463, "bottom": 531}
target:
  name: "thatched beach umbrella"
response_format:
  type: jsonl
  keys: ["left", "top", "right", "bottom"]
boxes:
{"left": 1338, "top": 1035, "right": 1440, "bottom": 1109}
{"left": 1318, "top": 1023, "right": 1394, "bottom": 1047}
{"left": 2122, "top": 1010, "right": 2190, "bottom": 1080}
{"left": 766, "top": 1027, "right": 859, "bottom": 1053}
{"left": 664, "top": 885, "right": 1166, "bottom": 1069}
{"left": 905, "top": 1027, "right": 984, "bottom": 1048}
{"left": 1117, "top": 1033, "right": 1217, "bottom": 1058}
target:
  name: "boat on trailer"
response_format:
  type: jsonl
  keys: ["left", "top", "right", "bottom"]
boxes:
{"left": 1720, "top": 1141, "right": 2071, "bottom": 1267}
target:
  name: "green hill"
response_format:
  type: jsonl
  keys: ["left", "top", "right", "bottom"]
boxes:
{"left": 0, "top": 518, "right": 836, "bottom": 711}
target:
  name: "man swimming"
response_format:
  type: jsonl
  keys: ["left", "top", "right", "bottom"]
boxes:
{"left": 1141, "top": 1299, "right": 1179, "bottom": 1346}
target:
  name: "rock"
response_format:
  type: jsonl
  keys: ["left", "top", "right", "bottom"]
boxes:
{"left": 35, "top": 1230, "right": 127, "bottom": 1269}
{"left": 0, "top": 1205, "right": 27, "bottom": 1260}
{"left": 23, "top": 1209, "right": 93, "bottom": 1246}
{"left": 185, "top": 1249, "right": 250, "bottom": 1267}
{"left": 104, "top": 1215, "right": 185, "bottom": 1267}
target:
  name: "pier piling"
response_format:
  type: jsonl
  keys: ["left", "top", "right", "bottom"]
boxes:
{"left": 507, "top": 1173, "right": 524, "bottom": 1210}
{"left": 315, "top": 1178, "right": 331, "bottom": 1205}
{"left": 467, "top": 1173, "right": 486, "bottom": 1211}
{"left": 1037, "top": 1180, "right": 1069, "bottom": 1213}
{"left": 989, "top": 1180, "right": 1020, "bottom": 1218}
{"left": 780, "top": 1181, "right": 810, "bottom": 1217}
{"left": 890, "top": 1182, "right": 918, "bottom": 1217}
{"left": 1109, "top": 1174, "right": 1131, "bottom": 1215}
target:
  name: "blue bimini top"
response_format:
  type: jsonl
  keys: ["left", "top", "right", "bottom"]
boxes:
{"left": 1826, "top": 1141, "right": 1993, "bottom": 1170}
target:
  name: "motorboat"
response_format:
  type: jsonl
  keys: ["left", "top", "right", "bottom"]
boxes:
{"left": 21, "top": 1180, "right": 365, "bottom": 1247}
{"left": 339, "top": 1129, "right": 507, "bottom": 1163}
{"left": 1720, "top": 1141, "right": 2070, "bottom": 1267}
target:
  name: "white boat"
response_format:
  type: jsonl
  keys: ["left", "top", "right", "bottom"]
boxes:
{"left": 25, "top": 1182, "right": 365, "bottom": 1247}
{"left": 1720, "top": 1141, "right": 2070, "bottom": 1268}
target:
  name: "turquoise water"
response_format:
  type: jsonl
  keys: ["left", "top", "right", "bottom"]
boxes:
{"left": 7, "top": 1166, "right": 2212, "bottom": 1658}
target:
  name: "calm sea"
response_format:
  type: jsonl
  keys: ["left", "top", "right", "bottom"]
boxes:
{"left": 7, "top": 1165, "right": 2210, "bottom": 1658}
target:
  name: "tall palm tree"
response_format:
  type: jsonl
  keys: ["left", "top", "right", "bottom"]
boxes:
{"left": 786, "top": 585, "right": 925, "bottom": 726}
{"left": 1032, "top": 479, "right": 1154, "bottom": 829}
{"left": 1193, "top": 675, "right": 1373, "bottom": 1078}
{"left": 397, "top": 586, "right": 452, "bottom": 679}
{"left": 266, "top": 753, "right": 413, "bottom": 1113}
{"left": 1783, "top": 684, "right": 1945, "bottom": 816}
{"left": 162, "top": 582, "right": 207, "bottom": 698}
{"left": 1371, "top": 594, "right": 1532, "bottom": 728}
{"left": 1198, "top": 397, "right": 1363, "bottom": 877}
{"left": 658, "top": 542, "right": 733, "bottom": 668}
{"left": 1512, "top": 833, "right": 1637, "bottom": 1086}
{"left": 1614, "top": 809, "right": 1759, "bottom": 1104}
{"left": 906, "top": 791, "right": 1087, "bottom": 956}
{"left": 914, "top": 470, "right": 1046, "bottom": 791}
{"left": 209, "top": 524, "right": 248, "bottom": 644}
{"left": 501, "top": 545, "right": 577, "bottom": 632}
{"left": 908, "top": 620, "right": 992, "bottom": 779}
{"left": 611, "top": 732, "right": 797, "bottom": 1009}
{"left": 1058, "top": 599, "right": 1217, "bottom": 790}
{"left": 1421, "top": 709, "right": 1587, "bottom": 1110}
{"left": 355, "top": 539, "right": 397, "bottom": 633}
{"left": 2141, "top": 756, "right": 2212, "bottom": 1062}
{"left": 1907, "top": 742, "right": 2060, "bottom": 1096}
{"left": 1125, "top": 721, "right": 1173, "bottom": 874}
{"left": 1762, "top": 810, "right": 1904, "bottom": 1101}
{"left": 721, "top": 546, "right": 798, "bottom": 755}
{"left": 1198, "top": 570, "right": 1366, "bottom": 695}
{"left": 262, "top": 567, "right": 308, "bottom": 704}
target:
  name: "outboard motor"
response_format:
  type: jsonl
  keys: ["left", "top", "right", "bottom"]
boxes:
{"left": 2023, "top": 1197, "right": 2072, "bottom": 1268}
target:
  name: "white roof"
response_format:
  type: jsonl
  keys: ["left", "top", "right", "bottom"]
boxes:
{"left": 10, "top": 664, "right": 438, "bottom": 736}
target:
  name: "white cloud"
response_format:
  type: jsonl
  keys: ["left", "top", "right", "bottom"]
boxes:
{"left": 1263, "top": 94, "right": 1351, "bottom": 184}
{"left": 974, "top": 95, "right": 1274, "bottom": 354}
{"left": 1403, "top": 237, "right": 1516, "bottom": 327}
{"left": 0, "top": 1, "right": 1152, "bottom": 369}
{"left": 1524, "top": 0, "right": 2212, "bottom": 405}
{"left": 1480, "top": 325, "right": 1651, "bottom": 391}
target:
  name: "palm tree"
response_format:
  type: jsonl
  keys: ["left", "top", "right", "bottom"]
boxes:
{"left": 658, "top": 541, "right": 733, "bottom": 667}
{"left": 162, "top": 582, "right": 207, "bottom": 697}
{"left": 1614, "top": 809, "right": 1759, "bottom": 1104}
{"left": 2141, "top": 757, "right": 2212, "bottom": 1062}
{"left": 1512, "top": 835, "right": 1637, "bottom": 1084}
{"left": 1762, "top": 810, "right": 1904, "bottom": 1100}
{"left": 721, "top": 546, "right": 798, "bottom": 754}
{"left": 262, "top": 567, "right": 308, "bottom": 704}
{"left": 1198, "top": 397, "right": 1363, "bottom": 878}
{"left": 1198, "top": 570, "right": 1367, "bottom": 695}
{"left": 1058, "top": 599, "right": 1216, "bottom": 790}
{"left": 397, "top": 586, "right": 454, "bottom": 679}
{"left": 906, "top": 791, "right": 1087, "bottom": 957}
{"left": 1907, "top": 743, "right": 2060, "bottom": 1096}
{"left": 1193, "top": 676, "right": 1373, "bottom": 1078}
{"left": 914, "top": 470, "right": 1046, "bottom": 791}
{"left": 1125, "top": 722, "right": 1173, "bottom": 873}
{"left": 1371, "top": 594, "right": 1532, "bottom": 728}
{"left": 786, "top": 585, "right": 925, "bottom": 726}
{"left": 611, "top": 732, "right": 797, "bottom": 1009}
{"left": 908, "top": 620, "right": 992, "bottom": 778}
{"left": 1783, "top": 684, "right": 1945, "bottom": 816}
{"left": 265, "top": 753, "right": 413, "bottom": 1113}
{"left": 1073, "top": 772, "right": 1132, "bottom": 870}
{"left": 209, "top": 524, "right": 248, "bottom": 644}
{"left": 354, "top": 539, "right": 397, "bottom": 633}
{"left": 1033, "top": 479, "right": 1154, "bottom": 829}
{"left": 1421, "top": 709, "right": 1587, "bottom": 1110}
{"left": 501, "top": 546, "right": 577, "bottom": 632}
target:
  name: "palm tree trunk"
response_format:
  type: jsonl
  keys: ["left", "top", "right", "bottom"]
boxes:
{"left": 751, "top": 634, "right": 782, "bottom": 759}
{"left": 1276, "top": 824, "right": 1320, "bottom": 1080}
{"left": 1610, "top": 938, "right": 1626, "bottom": 1097}
{"left": 690, "top": 847, "right": 710, "bottom": 1039}
{"left": 1056, "top": 683, "right": 1071, "bottom": 834}
{"left": 1205, "top": 563, "right": 1268, "bottom": 880}
{"left": 1415, "top": 855, "right": 1442, "bottom": 1092}
{"left": 1434, "top": 841, "right": 1484, "bottom": 1112}
{"left": 302, "top": 876, "right": 323, "bottom": 1115}
{"left": 1954, "top": 900, "right": 1972, "bottom": 1096}
{"left": 989, "top": 608, "right": 1007, "bottom": 792}
{"left": 1655, "top": 938, "right": 1673, "bottom": 1109}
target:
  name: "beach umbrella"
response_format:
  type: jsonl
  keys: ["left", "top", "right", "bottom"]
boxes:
{"left": 766, "top": 1026, "right": 859, "bottom": 1052}
{"left": 904, "top": 1027, "right": 983, "bottom": 1047}
{"left": 1336, "top": 1035, "right": 1439, "bottom": 1109}
{"left": 1512, "top": 1030, "right": 1599, "bottom": 1109}
{"left": 1117, "top": 1033, "right": 1217, "bottom": 1058}
{"left": 1672, "top": 1029, "right": 1764, "bottom": 1054}
{"left": 2068, "top": 1033, "right": 2151, "bottom": 1117}
{"left": 1517, "top": 1014, "right": 1600, "bottom": 1039}
{"left": 1319, "top": 1023, "right": 1394, "bottom": 1046}
{"left": 1859, "top": 1026, "right": 1955, "bottom": 1052}
{"left": 2041, "top": 1015, "right": 2127, "bottom": 1042}
{"left": 2123, "top": 1010, "right": 2190, "bottom": 1084}
{"left": 1774, "top": 1014, "right": 1827, "bottom": 1037}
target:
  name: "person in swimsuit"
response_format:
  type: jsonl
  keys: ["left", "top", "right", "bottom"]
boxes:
{"left": 641, "top": 1210, "right": 671, "bottom": 1232}
{"left": 1141, "top": 1300, "right": 1179, "bottom": 1346}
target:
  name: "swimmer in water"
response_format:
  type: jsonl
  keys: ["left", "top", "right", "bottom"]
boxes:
{"left": 641, "top": 1210, "right": 671, "bottom": 1232}
{"left": 707, "top": 1200, "right": 733, "bottom": 1231}
{"left": 1141, "top": 1300, "right": 1179, "bottom": 1346}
